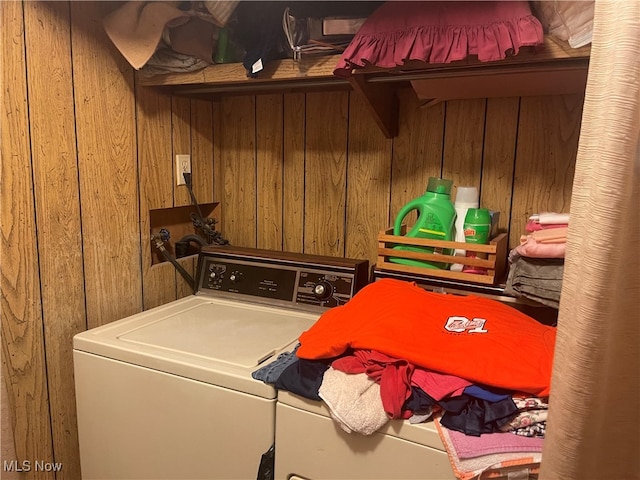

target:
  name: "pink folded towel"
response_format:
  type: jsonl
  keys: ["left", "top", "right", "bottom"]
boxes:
{"left": 525, "top": 220, "right": 569, "bottom": 232}
{"left": 514, "top": 237, "right": 566, "bottom": 259}
{"left": 448, "top": 426, "right": 544, "bottom": 459}
{"left": 435, "top": 416, "right": 542, "bottom": 480}
{"left": 520, "top": 227, "right": 568, "bottom": 245}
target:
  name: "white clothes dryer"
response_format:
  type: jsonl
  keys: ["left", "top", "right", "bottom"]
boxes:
{"left": 273, "top": 269, "right": 554, "bottom": 480}
{"left": 274, "top": 391, "right": 454, "bottom": 480}
{"left": 73, "top": 246, "right": 368, "bottom": 480}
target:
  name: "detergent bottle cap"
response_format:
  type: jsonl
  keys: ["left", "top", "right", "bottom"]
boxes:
{"left": 455, "top": 186, "right": 479, "bottom": 206}
{"left": 427, "top": 177, "right": 453, "bottom": 195}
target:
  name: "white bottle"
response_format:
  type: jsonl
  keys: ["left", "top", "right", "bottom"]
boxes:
{"left": 451, "top": 186, "right": 479, "bottom": 272}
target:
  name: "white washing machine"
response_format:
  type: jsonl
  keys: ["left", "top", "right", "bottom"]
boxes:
{"left": 274, "top": 391, "right": 454, "bottom": 480}
{"left": 73, "top": 246, "right": 368, "bottom": 480}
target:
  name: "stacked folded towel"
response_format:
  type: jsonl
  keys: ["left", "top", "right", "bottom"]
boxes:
{"left": 505, "top": 212, "right": 569, "bottom": 308}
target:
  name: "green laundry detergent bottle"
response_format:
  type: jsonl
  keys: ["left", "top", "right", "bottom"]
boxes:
{"left": 391, "top": 177, "right": 456, "bottom": 269}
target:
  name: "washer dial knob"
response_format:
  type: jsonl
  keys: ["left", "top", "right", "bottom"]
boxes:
{"left": 313, "top": 281, "right": 333, "bottom": 300}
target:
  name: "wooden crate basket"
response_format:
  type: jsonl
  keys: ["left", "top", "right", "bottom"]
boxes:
{"left": 377, "top": 226, "right": 508, "bottom": 285}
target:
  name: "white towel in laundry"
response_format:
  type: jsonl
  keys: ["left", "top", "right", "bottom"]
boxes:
{"left": 318, "top": 367, "right": 389, "bottom": 435}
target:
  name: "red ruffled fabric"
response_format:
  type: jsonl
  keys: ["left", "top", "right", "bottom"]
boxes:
{"left": 334, "top": 1, "right": 544, "bottom": 77}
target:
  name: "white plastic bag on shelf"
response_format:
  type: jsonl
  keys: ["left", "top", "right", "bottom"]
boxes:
{"left": 531, "top": 0, "right": 595, "bottom": 48}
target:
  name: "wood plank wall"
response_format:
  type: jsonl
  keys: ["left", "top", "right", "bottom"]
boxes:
{"left": 1, "top": 1, "right": 583, "bottom": 478}
{"left": 219, "top": 89, "right": 582, "bottom": 258}
{"left": 2, "top": 2, "right": 214, "bottom": 478}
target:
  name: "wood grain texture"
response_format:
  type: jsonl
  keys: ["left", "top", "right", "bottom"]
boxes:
{"left": 184, "top": 98, "right": 215, "bottom": 296}
{"left": 346, "top": 92, "right": 392, "bottom": 265}
{"left": 176, "top": 256, "right": 196, "bottom": 298}
{"left": 1, "top": 0, "right": 55, "bottom": 476}
{"left": 219, "top": 95, "right": 257, "bottom": 247}
{"left": 23, "top": 2, "right": 83, "bottom": 477}
{"left": 136, "top": 84, "right": 177, "bottom": 309}
{"left": 138, "top": 54, "right": 343, "bottom": 86}
{"left": 256, "top": 94, "right": 284, "bottom": 250}
{"left": 481, "top": 97, "right": 520, "bottom": 234}
{"left": 510, "top": 95, "right": 582, "bottom": 247}
{"left": 213, "top": 102, "right": 223, "bottom": 228}
{"left": 282, "top": 93, "right": 306, "bottom": 253}
{"left": 71, "top": 1, "right": 142, "bottom": 329}
{"left": 304, "top": 92, "right": 348, "bottom": 256}
{"left": 348, "top": 76, "right": 398, "bottom": 138}
{"left": 390, "top": 88, "right": 445, "bottom": 228}
{"left": 172, "top": 96, "right": 192, "bottom": 208}
{"left": 170, "top": 97, "right": 194, "bottom": 295}
{"left": 442, "top": 98, "right": 487, "bottom": 196}
{"left": 191, "top": 99, "right": 214, "bottom": 206}
{"left": 138, "top": 37, "right": 590, "bottom": 98}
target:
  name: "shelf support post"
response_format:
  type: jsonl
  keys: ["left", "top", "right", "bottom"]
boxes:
{"left": 348, "top": 74, "right": 398, "bottom": 138}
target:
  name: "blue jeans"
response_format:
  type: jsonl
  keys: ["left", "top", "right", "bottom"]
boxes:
{"left": 252, "top": 343, "right": 300, "bottom": 383}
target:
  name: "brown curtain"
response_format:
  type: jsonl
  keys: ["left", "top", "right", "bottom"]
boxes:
{"left": 539, "top": 1, "right": 640, "bottom": 479}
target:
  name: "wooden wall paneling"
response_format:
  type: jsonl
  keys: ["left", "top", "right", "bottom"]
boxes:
{"left": 256, "top": 94, "right": 284, "bottom": 251}
{"left": 219, "top": 95, "right": 257, "bottom": 247}
{"left": 282, "top": 93, "right": 306, "bottom": 253}
{"left": 304, "top": 91, "right": 349, "bottom": 256}
{"left": 136, "top": 84, "right": 177, "bottom": 309}
{"left": 1, "top": 0, "right": 55, "bottom": 474}
{"left": 390, "top": 88, "right": 444, "bottom": 228}
{"left": 24, "top": 2, "right": 84, "bottom": 476}
{"left": 171, "top": 97, "right": 195, "bottom": 297}
{"left": 510, "top": 95, "right": 582, "bottom": 247}
{"left": 71, "top": 1, "right": 142, "bottom": 329}
{"left": 213, "top": 102, "right": 223, "bottom": 229}
{"left": 172, "top": 97, "right": 192, "bottom": 208}
{"left": 191, "top": 99, "right": 214, "bottom": 206}
{"left": 480, "top": 97, "right": 520, "bottom": 236}
{"left": 187, "top": 99, "right": 214, "bottom": 295}
{"left": 442, "top": 98, "right": 487, "bottom": 196}
{"left": 345, "top": 92, "right": 393, "bottom": 266}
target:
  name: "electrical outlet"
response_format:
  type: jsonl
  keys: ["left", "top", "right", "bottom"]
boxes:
{"left": 175, "top": 154, "right": 191, "bottom": 186}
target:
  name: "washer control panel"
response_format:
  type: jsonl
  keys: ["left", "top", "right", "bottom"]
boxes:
{"left": 196, "top": 247, "right": 369, "bottom": 311}
{"left": 295, "top": 272, "right": 355, "bottom": 308}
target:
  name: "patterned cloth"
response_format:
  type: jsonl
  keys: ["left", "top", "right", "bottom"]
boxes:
{"left": 435, "top": 415, "right": 542, "bottom": 480}
{"left": 502, "top": 397, "right": 548, "bottom": 438}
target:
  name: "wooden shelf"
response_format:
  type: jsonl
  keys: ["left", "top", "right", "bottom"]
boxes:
{"left": 138, "top": 35, "right": 590, "bottom": 138}
{"left": 137, "top": 54, "right": 347, "bottom": 95}
{"left": 348, "top": 36, "right": 590, "bottom": 137}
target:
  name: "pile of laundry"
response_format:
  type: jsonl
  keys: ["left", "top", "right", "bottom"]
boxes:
{"left": 505, "top": 212, "right": 569, "bottom": 309}
{"left": 255, "top": 279, "right": 552, "bottom": 435}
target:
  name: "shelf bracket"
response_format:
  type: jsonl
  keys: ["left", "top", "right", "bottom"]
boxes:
{"left": 348, "top": 74, "right": 398, "bottom": 139}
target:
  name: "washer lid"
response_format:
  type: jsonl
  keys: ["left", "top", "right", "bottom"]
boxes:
{"left": 119, "top": 301, "right": 308, "bottom": 367}
{"left": 73, "top": 296, "right": 320, "bottom": 398}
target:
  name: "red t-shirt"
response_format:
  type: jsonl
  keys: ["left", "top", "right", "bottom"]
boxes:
{"left": 298, "top": 279, "right": 556, "bottom": 396}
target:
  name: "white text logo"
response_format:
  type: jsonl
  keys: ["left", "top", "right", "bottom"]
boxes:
{"left": 444, "top": 316, "right": 488, "bottom": 333}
